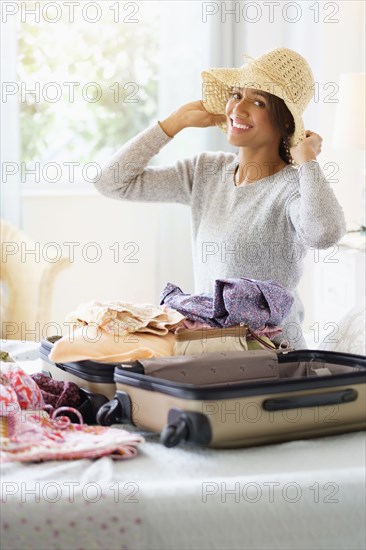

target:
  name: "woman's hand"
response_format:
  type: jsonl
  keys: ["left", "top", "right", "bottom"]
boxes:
{"left": 176, "top": 100, "right": 227, "bottom": 128}
{"left": 290, "top": 130, "right": 323, "bottom": 166}
{"left": 159, "top": 100, "right": 227, "bottom": 137}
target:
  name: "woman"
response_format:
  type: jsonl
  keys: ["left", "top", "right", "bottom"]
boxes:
{"left": 93, "top": 47, "right": 346, "bottom": 349}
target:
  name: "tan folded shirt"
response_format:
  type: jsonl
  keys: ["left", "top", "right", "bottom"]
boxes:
{"left": 49, "top": 325, "right": 175, "bottom": 364}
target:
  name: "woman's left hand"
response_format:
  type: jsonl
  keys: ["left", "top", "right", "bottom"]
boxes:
{"left": 290, "top": 130, "right": 323, "bottom": 166}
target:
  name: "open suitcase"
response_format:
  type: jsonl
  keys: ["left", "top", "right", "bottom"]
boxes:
{"left": 40, "top": 338, "right": 366, "bottom": 448}
{"left": 96, "top": 348, "right": 366, "bottom": 448}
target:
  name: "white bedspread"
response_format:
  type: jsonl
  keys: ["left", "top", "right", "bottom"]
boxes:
{"left": 1, "top": 340, "right": 365, "bottom": 550}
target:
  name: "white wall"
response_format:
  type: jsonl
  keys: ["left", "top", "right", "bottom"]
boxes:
{"left": 21, "top": 192, "right": 162, "bottom": 329}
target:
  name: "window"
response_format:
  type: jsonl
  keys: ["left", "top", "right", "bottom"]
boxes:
{"left": 16, "top": 1, "right": 160, "bottom": 187}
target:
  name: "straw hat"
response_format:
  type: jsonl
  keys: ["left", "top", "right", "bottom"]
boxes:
{"left": 201, "top": 47, "right": 315, "bottom": 147}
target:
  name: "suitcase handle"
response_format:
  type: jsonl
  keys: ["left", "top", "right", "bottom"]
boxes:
{"left": 262, "top": 388, "right": 358, "bottom": 411}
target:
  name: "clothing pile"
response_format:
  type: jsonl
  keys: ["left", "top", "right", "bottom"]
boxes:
{"left": 160, "top": 278, "right": 293, "bottom": 329}
{"left": 49, "top": 278, "right": 293, "bottom": 363}
{"left": 0, "top": 354, "right": 144, "bottom": 463}
{"left": 49, "top": 302, "right": 183, "bottom": 363}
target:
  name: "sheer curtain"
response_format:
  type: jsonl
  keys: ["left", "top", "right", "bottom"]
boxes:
{"left": 1, "top": 14, "right": 21, "bottom": 226}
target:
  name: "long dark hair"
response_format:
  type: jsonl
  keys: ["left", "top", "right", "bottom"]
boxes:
{"left": 260, "top": 92, "right": 295, "bottom": 164}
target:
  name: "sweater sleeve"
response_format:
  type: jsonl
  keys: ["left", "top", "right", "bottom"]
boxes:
{"left": 92, "top": 121, "right": 198, "bottom": 206}
{"left": 285, "top": 160, "right": 347, "bottom": 248}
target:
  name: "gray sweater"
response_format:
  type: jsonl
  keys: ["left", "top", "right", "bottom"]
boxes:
{"left": 93, "top": 121, "right": 347, "bottom": 349}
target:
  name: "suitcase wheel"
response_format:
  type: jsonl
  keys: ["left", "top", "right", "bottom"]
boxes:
{"left": 160, "top": 418, "right": 189, "bottom": 448}
{"left": 96, "top": 398, "right": 121, "bottom": 426}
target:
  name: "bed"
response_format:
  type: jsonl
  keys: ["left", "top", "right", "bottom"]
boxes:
{"left": 1, "top": 330, "right": 365, "bottom": 550}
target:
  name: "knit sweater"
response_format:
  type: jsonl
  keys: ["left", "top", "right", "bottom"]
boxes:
{"left": 93, "top": 121, "right": 347, "bottom": 349}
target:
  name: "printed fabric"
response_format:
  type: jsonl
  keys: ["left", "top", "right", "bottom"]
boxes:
{"left": 160, "top": 278, "right": 294, "bottom": 330}
{"left": 1, "top": 362, "right": 44, "bottom": 412}
{"left": 0, "top": 410, "right": 145, "bottom": 463}
{"left": 0, "top": 361, "right": 144, "bottom": 462}
{"left": 30, "top": 373, "right": 81, "bottom": 409}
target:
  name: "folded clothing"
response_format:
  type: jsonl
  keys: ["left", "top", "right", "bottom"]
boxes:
{"left": 65, "top": 300, "right": 185, "bottom": 336}
{"left": 48, "top": 325, "right": 176, "bottom": 364}
{"left": 160, "top": 278, "right": 294, "bottom": 330}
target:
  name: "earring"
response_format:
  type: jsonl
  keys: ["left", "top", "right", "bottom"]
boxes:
{"left": 282, "top": 136, "right": 295, "bottom": 165}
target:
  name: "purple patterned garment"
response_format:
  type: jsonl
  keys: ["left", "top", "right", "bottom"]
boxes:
{"left": 159, "top": 278, "right": 294, "bottom": 330}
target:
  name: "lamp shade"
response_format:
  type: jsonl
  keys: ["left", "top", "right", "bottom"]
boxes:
{"left": 332, "top": 73, "right": 366, "bottom": 150}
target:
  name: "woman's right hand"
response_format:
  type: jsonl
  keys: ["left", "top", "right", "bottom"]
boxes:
{"left": 159, "top": 100, "right": 227, "bottom": 137}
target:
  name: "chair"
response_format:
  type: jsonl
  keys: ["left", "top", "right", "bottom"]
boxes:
{"left": 0, "top": 219, "right": 70, "bottom": 341}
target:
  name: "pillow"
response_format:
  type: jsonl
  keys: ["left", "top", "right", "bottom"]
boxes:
{"left": 317, "top": 305, "right": 366, "bottom": 355}
{"left": 49, "top": 325, "right": 175, "bottom": 364}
